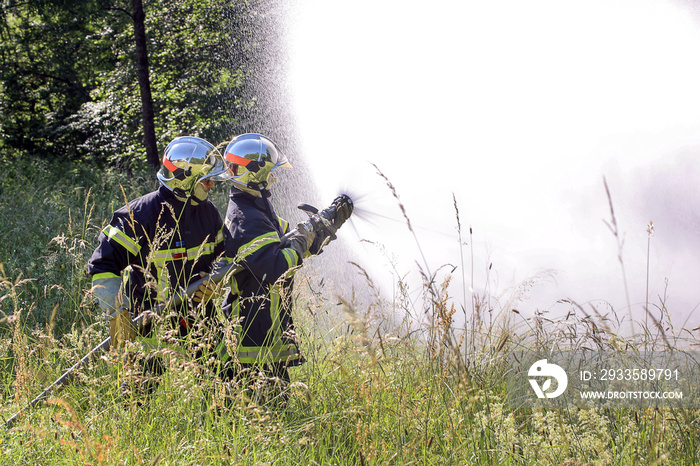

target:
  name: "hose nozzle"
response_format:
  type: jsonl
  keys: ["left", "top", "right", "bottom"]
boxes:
{"left": 296, "top": 194, "right": 354, "bottom": 242}
{"left": 321, "top": 194, "right": 353, "bottom": 228}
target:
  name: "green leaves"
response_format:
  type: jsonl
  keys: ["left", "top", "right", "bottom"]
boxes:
{"left": 1, "top": 0, "right": 258, "bottom": 167}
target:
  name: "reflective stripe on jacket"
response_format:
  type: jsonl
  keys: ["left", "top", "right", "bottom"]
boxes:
{"left": 221, "top": 187, "right": 303, "bottom": 366}
{"left": 88, "top": 186, "right": 226, "bottom": 313}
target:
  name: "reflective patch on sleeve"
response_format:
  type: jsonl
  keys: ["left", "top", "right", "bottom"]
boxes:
{"left": 238, "top": 231, "right": 279, "bottom": 259}
{"left": 104, "top": 225, "right": 140, "bottom": 256}
{"left": 236, "top": 343, "right": 302, "bottom": 364}
{"left": 216, "top": 225, "right": 225, "bottom": 244}
{"left": 91, "top": 272, "right": 120, "bottom": 283}
{"left": 230, "top": 276, "right": 241, "bottom": 296}
{"left": 219, "top": 256, "right": 236, "bottom": 265}
{"left": 282, "top": 248, "right": 300, "bottom": 269}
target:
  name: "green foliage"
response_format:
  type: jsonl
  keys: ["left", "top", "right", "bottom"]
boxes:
{"left": 0, "top": 0, "right": 260, "bottom": 168}
{"left": 0, "top": 157, "right": 155, "bottom": 331}
{"left": 146, "top": 0, "right": 252, "bottom": 145}
{"left": 0, "top": 0, "right": 123, "bottom": 160}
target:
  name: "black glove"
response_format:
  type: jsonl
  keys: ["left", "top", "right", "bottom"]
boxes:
{"left": 331, "top": 195, "right": 353, "bottom": 230}
{"left": 287, "top": 221, "right": 316, "bottom": 258}
{"left": 308, "top": 232, "right": 327, "bottom": 255}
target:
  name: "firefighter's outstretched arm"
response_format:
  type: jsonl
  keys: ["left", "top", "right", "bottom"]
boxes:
{"left": 284, "top": 194, "right": 354, "bottom": 255}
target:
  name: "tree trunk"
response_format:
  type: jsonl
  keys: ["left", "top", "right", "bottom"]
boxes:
{"left": 131, "top": 0, "right": 159, "bottom": 168}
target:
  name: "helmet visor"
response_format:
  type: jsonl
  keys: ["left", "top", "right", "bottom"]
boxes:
{"left": 200, "top": 153, "right": 230, "bottom": 182}
{"left": 164, "top": 140, "right": 229, "bottom": 183}
{"left": 224, "top": 134, "right": 291, "bottom": 173}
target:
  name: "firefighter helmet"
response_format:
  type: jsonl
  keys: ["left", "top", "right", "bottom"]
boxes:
{"left": 223, "top": 133, "right": 291, "bottom": 194}
{"left": 157, "top": 136, "right": 229, "bottom": 200}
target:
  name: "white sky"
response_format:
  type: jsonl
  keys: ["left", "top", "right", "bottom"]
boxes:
{"left": 286, "top": 0, "right": 700, "bottom": 331}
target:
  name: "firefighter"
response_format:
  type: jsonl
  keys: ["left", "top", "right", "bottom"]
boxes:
{"left": 218, "top": 133, "right": 351, "bottom": 397}
{"left": 88, "top": 136, "right": 230, "bottom": 394}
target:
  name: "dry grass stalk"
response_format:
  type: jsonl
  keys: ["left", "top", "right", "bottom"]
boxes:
{"left": 602, "top": 177, "right": 633, "bottom": 336}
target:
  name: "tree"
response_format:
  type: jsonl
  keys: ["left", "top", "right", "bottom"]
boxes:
{"left": 0, "top": 0, "right": 125, "bottom": 161}
{"left": 131, "top": 0, "right": 158, "bottom": 168}
{"left": 0, "top": 0, "right": 258, "bottom": 168}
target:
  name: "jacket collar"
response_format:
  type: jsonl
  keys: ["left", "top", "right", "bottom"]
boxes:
{"left": 230, "top": 186, "right": 277, "bottom": 217}
{"left": 158, "top": 185, "right": 192, "bottom": 212}
{"left": 230, "top": 186, "right": 264, "bottom": 205}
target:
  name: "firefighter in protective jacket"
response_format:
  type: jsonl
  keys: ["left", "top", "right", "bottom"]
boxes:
{"left": 88, "top": 136, "right": 230, "bottom": 348}
{"left": 219, "top": 133, "right": 351, "bottom": 386}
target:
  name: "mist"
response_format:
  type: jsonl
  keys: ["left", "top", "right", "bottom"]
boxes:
{"left": 285, "top": 0, "right": 700, "bottom": 331}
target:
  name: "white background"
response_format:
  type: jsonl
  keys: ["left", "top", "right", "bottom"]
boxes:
{"left": 286, "top": 0, "right": 700, "bottom": 332}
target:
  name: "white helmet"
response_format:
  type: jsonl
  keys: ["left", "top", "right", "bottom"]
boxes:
{"left": 157, "top": 136, "right": 229, "bottom": 202}
{"left": 223, "top": 133, "right": 291, "bottom": 195}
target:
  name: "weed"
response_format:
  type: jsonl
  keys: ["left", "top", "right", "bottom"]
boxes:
{"left": 0, "top": 163, "right": 698, "bottom": 465}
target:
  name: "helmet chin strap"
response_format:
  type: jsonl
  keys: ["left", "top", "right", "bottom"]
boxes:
{"left": 191, "top": 183, "right": 209, "bottom": 205}
{"left": 172, "top": 187, "right": 189, "bottom": 203}
{"left": 244, "top": 173, "right": 275, "bottom": 198}
{"left": 172, "top": 183, "right": 208, "bottom": 205}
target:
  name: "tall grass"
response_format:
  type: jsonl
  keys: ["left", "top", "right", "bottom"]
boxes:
{"left": 0, "top": 162, "right": 698, "bottom": 465}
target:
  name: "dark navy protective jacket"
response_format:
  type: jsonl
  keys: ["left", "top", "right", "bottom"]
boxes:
{"left": 88, "top": 186, "right": 226, "bottom": 315}
{"left": 221, "top": 187, "right": 304, "bottom": 366}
